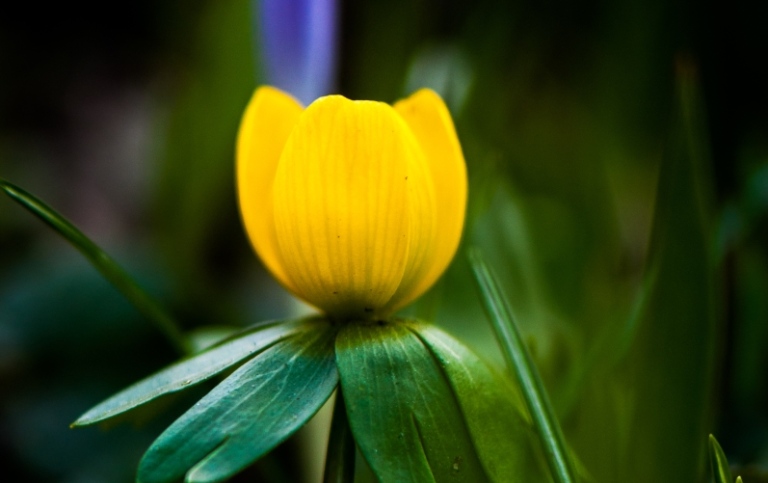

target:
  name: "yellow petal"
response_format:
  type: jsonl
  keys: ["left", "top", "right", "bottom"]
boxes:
{"left": 377, "top": 125, "right": 438, "bottom": 315}
{"left": 237, "top": 86, "right": 303, "bottom": 292}
{"left": 389, "top": 88, "right": 468, "bottom": 311}
{"left": 272, "top": 95, "right": 435, "bottom": 319}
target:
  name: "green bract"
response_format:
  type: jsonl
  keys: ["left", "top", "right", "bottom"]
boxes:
{"left": 73, "top": 317, "right": 541, "bottom": 483}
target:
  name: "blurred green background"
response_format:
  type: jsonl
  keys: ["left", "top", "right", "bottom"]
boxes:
{"left": 1, "top": 0, "right": 767, "bottom": 482}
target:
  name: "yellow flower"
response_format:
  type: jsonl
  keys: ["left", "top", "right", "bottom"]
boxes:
{"left": 237, "top": 86, "right": 467, "bottom": 320}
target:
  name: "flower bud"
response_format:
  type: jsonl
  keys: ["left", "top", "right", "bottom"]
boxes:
{"left": 237, "top": 87, "right": 466, "bottom": 320}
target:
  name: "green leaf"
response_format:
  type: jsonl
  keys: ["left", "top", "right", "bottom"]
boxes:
{"left": 335, "top": 321, "right": 486, "bottom": 483}
{"left": 407, "top": 320, "right": 546, "bottom": 481}
{"left": 0, "top": 178, "right": 189, "bottom": 355}
{"left": 618, "top": 60, "right": 715, "bottom": 482}
{"left": 469, "top": 248, "right": 577, "bottom": 483}
{"left": 72, "top": 318, "right": 316, "bottom": 427}
{"left": 137, "top": 321, "right": 339, "bottom": 483}
{"left": 709, "top": 434, "right": 733, "bottom": 483}
{"left": 323, "top": 390, "right": 356, "bottom": 483}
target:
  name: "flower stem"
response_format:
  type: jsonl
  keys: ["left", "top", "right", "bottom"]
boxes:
{"left": 324, "top": 389, "right": 356, "bottom": 483}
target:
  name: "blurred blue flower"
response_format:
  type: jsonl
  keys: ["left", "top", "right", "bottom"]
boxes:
{"left": 256, "top": 0, "right": 338, "bottom": 105}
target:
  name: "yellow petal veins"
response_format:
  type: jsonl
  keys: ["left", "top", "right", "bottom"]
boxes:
{"left": 237, "top": 87, "right": 466, "bottom": 320}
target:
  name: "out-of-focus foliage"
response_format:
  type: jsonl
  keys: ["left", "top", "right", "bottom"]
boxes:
{"left": 1, "top": 0, "right": 767, "bottom": 481}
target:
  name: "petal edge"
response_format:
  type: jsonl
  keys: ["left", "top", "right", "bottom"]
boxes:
{"left": 391, "top": 89, "right": 468, "bottom": 310}
{"left": 237, "top": 86, "right": 303, "bottom": 292}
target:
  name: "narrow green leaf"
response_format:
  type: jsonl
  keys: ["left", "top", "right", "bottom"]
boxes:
{"left": 323, "top": 390, "right": 356, "bottom": 483}
{"left": 72, "top": 318, "right": 316, "bottom": 427}
{"left": 709, "top": 434, "right": 733, "bottom": 483}
{"left": 469, "top": 248, "right": 577, "bottom": 483}
{"left": 137, "top": 322, "right": 339, "bottom": 483}
{"left": 0, "top": 178, "right": 189, "bottom": 355}
{"left": 407, "top": 320, "right": 546, "bottom": 481}
{"left": 336, "top": 321, "right": 486, "bottom": 483}
{"left": 618, "top": 60, "right": 715, "bottom": 482}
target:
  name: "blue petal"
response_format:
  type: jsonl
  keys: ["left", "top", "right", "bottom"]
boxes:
{"left": 256, "top": 0, "right": 338, "bottom": 105}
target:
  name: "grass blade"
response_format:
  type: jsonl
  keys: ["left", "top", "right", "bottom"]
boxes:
{"left": 469, "top": 247, "right": 577, "bottom": 483}
{"left": 0, "top": 178, "right": 190, "bottom": 355}
{"left": 617, "top": 59, "right": 715, "bottom": 482}
{"left": 709, "top": 434, "right": 733, "bottom": 483}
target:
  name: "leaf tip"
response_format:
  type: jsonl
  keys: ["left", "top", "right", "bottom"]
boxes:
{"left": 70, "top": 415, "right": 92, "bottom": 428}
{"left": 0, "top": 178, "right": 13, "bottom": 195}
{"left": 70, "top": 407, "right": 109, "bottom": 428}
{"left": 709, "top": 433, "right": 724, "bottom": 454}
